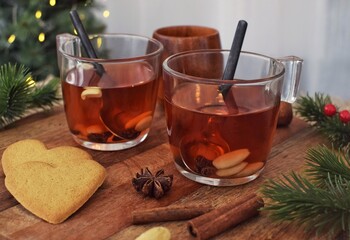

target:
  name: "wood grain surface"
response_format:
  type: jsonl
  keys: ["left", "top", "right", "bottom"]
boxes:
{"left": 0, "top": 103, "right": 326, "bottom": 240}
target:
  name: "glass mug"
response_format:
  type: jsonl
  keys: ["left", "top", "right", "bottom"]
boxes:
{"left": 163, "top": 50, "right": 302, "bottom": 186}
{"left": 56, "top": 33, "right": 163, "bottom": 151}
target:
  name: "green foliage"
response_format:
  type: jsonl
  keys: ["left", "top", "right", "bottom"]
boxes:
{"left": 30, "top": 77, "right": 60, "bottom": 109}
{"left": 261, "top": 146, "right": 350, "bottom": 238}
{"left": 262, "top": 94, "right": 350, "bottom": 237}
{"left": 295, "top": 93, "right": 350, "bottom": 150}
{"left": 0, "top": 63, "right": 33, "bottom": 125}
{"left": 0, "top": 63, "right": 60, "bottom": 128}
{"left": 306, "top": 146, "right": 350, "bottom": 187}
{"left": 0, "top": 0, "right": 105, "bottom": 80}
{"left": 294, "top": 93, "right": 331, "bottom": 124}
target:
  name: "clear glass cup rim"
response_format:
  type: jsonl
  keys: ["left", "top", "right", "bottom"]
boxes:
{"left": 58, "top": 33, "right": 164, "bottom": 63}
{"left": 162, "top": 49, "right": 285, "bottom": 85}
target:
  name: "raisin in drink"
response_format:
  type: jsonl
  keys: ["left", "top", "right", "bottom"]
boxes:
{"left": 62, "top": 62, "right": 158, "bottom": 150}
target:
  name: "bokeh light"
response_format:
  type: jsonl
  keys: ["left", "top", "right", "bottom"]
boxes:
{"left": 8, "top": 34, "right": 16, "bottom": 44}
{"left": 103, "top": 10, "right": 110, "bottom": 18}
{"left": 38, "top": 33, "right": 45, "bottom": 42}
{"left": 35, "top": 10, "right": 42, "bottom": 19}
{"left": 49, "top": 0, "right": 56, "bottom": 7}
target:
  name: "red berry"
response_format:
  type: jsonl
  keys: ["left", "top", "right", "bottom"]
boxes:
{"left": 339, "top": 110, "right": 350, "bottom": 123}
{"left": 323, "top": 103, "right": 337, "bottom": 116}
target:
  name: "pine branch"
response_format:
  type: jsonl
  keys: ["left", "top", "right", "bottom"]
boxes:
{"left": 0, "top": 63, "right": 60, "bottom": 128}
{"left": 261, "top": 172, "right": 350, "bottom": 238}
{"left": 294, "top": 92, "right": 350, "bottom": 150}
{"left": 294, "top": 92, "right": 331, "bottom": 125}
{"left": 319, "top": 118, "right": 350, "bottom": 150}
{"left": 305, "top": 146, "right": 350, "bottom": 187}
{"left": 0, "top": 63, "right": 33, "bottom": 126}
{"left": 262, "top": 94, "right": 350, "bottom": 238}
{"left": 29, "top": 77, "right": 61, "bottom": 109}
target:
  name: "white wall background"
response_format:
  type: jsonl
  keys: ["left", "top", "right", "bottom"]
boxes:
{"left": 94, "top": 0, "right": 350, "bottom": 101}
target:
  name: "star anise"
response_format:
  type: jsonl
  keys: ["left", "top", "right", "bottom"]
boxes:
{"left": 132, "top": 168, "right": 173, "bottom": 199}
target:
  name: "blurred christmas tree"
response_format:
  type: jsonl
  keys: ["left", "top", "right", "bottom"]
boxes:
{"left": 0, "top": 0, "right": 106, "bottom": 80}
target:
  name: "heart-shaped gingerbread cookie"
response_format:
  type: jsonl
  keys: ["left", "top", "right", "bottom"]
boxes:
{"left": 2, "top": 139, "right": 106, "bottom": 224}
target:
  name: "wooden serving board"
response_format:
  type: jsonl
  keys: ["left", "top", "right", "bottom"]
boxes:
{"left": 0, "top": 103, "right": 326, "bottom": 240}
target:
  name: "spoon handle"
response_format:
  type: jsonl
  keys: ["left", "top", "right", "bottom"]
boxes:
{"left": 220, "top": 20, "right": 248, "bottom": 114}
{"left": 69, "top": 10, "right": 105, "bottom": 76}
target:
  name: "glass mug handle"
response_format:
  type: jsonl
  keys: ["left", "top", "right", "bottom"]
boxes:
{"left": 56, "top": 33, "right": 80, "bottom": 71}
{"left": 277, "top": 56, "right": 303, "bottom": 103}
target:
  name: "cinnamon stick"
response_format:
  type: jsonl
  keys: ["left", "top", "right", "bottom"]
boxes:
{"left": 188, "top": 193, "right": 264, "bottom": 240}
{"left": 132, "top": 204, "right": 213, "bottom": 224}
